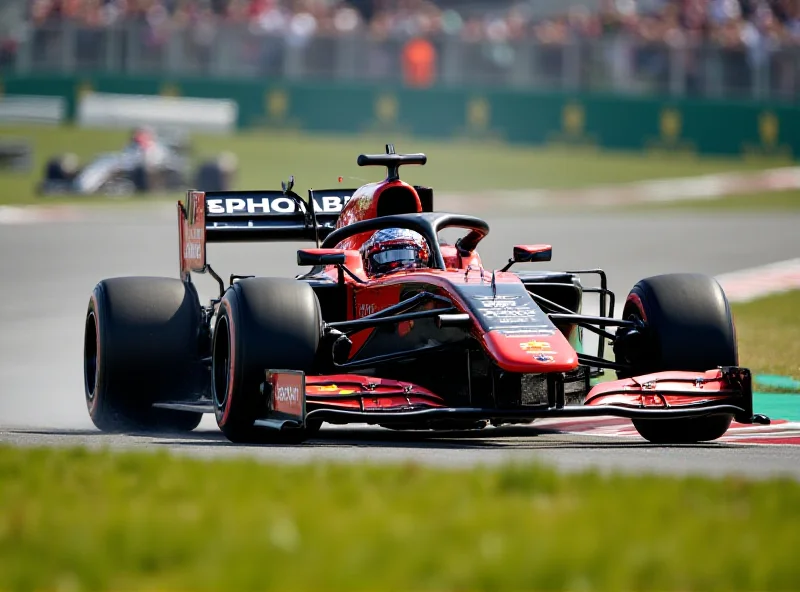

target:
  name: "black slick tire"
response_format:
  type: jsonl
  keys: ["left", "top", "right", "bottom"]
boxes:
{"left": 84, "top": 277, "right": 206, "bottom": 432}
{"left": 617, "top": 273, "right": 738, "bottom": 444}
{"left": 194, "top": 161, "right": 227, "bottom": 192}
{"left": 212, "top": 278, "right": 322, "bottom": 443}
{"left": 44, "top": 157, "right": 66, "bottom": 181}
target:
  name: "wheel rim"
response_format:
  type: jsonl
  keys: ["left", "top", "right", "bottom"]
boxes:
{"left": 84, "top": 312, "right": 98, "bottom": 401}
{"left": 212, "top": 316, "right": 230, "bottom": 410}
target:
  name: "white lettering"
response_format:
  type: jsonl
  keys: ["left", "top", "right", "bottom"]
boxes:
{"left": 226, "top": 198, "right": 246, "bottom": 214}
{"left": 498, "top": 317, "right": 537, "bottom": 324}
{"left": 183, "top": 243, "right": 202, "bottom": 260}
{"left": 186, "top": 228, "right": 203, "bottom": 240}
{"left": 475, "top": 295, "right": 519, "bottom": 301}
{"left": 358, "top": 303, "right": 377, "bottom": 318}
{"left": 271, "top": 197, "right": 295, "bottom": 213}
{"left": 480, "top": 300, "right": 517, "bottom": 309}
{"left": 247, "top": 197, "right": 271, "bottom": 213}
{"left": 207, "top": 195, "right": 344, "bottom": 216}
{"left": 322, "top": 196, "right": 343, "bottom": 212}
{"left": 483, "top": 308, "right": 534, "bottom": 318}
{"left": 206, "top": 199, "right": 225, "bottom": 214}
{"left": 276, "top": 385, "right": 300, "bottom": 403}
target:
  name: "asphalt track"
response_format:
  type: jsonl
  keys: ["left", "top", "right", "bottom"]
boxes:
{"left": 2, "top": 202, "right": 800, "bottom": 479}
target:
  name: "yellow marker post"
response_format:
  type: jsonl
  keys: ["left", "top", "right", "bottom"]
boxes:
{"left": 466, "top": 97, "right": 490, "bottom": 132}
{"left": 375, "top": 94, "right": 398, "bottom": 124}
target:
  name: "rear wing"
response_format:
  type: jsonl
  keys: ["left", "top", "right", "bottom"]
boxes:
{"left": 178, "top": 187, "right": 354, "bottom": 283}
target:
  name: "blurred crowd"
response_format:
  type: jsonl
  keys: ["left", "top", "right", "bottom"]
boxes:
{"left": 3, "top": 0, "right": 799, "bottom": 97}
{"left": 18, "top": 0, "right": 800, "bottom": 48}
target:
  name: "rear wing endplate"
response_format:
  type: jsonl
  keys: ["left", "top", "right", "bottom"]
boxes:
{"left": 178, "top": 187, "right": 354, "bottom": 282}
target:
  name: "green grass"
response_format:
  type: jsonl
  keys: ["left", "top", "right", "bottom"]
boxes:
{"left": 0, "top": 124, "right": 790, "bottom": 205}
{"left": 732, "top": 290, "right": 800, "bottom": 381}
{"left": 0, "top": 445, "right": 798, "bottom": 591}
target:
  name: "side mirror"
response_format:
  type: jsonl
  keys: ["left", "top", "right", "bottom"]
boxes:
{"left": 297, "top": 248, "right": 346, "bottom": 266}
{"left": 513, "top": 244, "right": 552, "bottom": 263}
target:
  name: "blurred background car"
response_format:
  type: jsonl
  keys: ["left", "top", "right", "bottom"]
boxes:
{"left": 37, "top": 126, "right": 237, "bottom": 196}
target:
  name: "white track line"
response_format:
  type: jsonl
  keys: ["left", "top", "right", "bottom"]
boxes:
{"left": 438, "top": 166, "right": 800, "bottom": 211}
{"left": 717, "top": 258, "right": 800, "bottom": 303}
{"left": 0, "top": 205, "right": 81, "bottom": 225}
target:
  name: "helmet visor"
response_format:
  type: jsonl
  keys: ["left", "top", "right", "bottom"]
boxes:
{"left": 371, "top": 248, "right": 422, "bottom": 266}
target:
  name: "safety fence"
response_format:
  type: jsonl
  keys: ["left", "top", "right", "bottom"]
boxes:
{"left": 2, "top": 73, "right": 798, "bottom": 160}
{"left": 3, "top": 22, "right": 800, "bottom": 103}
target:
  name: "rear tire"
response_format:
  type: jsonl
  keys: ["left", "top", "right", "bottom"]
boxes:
{"left": 212, "top": 278, "right": 322, "bottom": 443}
{"left": 44, "top": 157, "right": 66, "bottom": 181}
{"left": 194, "top": 161, "right": 227, "bottom": 192}
{"left": 85, "top": 277, "right": 207, "bottom": 432}
{"left": 615, "top": 273, "right": 737, "bottom": 443}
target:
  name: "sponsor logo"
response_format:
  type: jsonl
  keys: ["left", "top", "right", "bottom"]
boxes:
{"left": 183, "top": 242, "right": 202, "bottom": 260}
{"left": 474, "top": 294, "right": 538, "bottom": 324}
{"left": 270, "top": 372, "right": 304, "bottom": 418}
{"left": 316, "top": 194, "right": 351, "bottom": 213}
{"left": 520, "top": 340, "right": 553, "bottom": 352}
{"left": 474, "top": 295, "right": 520, "bottom": 302}
{"left": 478, "top": 300, "right": 518, "bottom": 309}
{"left": 498, "top": 317, "right": 538, "bottom": 324}
{"left": 206, "top": 194, "right": 351, "bottom": 216}
{"left": 276, "top": 385, "right": 300, "bottom": 403}
{"left": 533, "top": 354, "right": 555, "bottom": 364}
{"left": 462, "top": 289, "right": 552, "bottom": 330}
{"left": 358, "top": 303, "right": 377, "bottom": 318}
{"left": 207, "top": 196, "right": 297, "bottom": 215}
{"left": 482, "top": 309, "right": 535, "bottom": 318}
{"left": 182, "top": 192, "right": 204, "bottom": 268}
{"left": 310, "top": 384, "right": 357, "bottom": 395}
{"left": 498, "top": 328, "right": 557, "bottom": 337}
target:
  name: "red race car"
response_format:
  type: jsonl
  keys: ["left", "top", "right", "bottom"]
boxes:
{"left": 83, "top": 145, "right": 769, "bottom": 443}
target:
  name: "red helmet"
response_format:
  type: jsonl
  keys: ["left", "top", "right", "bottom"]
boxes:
{"left": 131, "top": 126, "right": 155, "bottom": 149}
{"left": 360, "top": 228, "right": 430, "bottom": 277}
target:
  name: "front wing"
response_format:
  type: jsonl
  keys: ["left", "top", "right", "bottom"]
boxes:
{"left": 253, "top": 367, "right": 765, "bottom": 432}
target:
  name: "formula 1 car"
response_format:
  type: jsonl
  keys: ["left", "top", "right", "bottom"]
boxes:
{"left": 82, "top": 145, "right": 769, "bottom": 443}
{"left": 38, "top": 128, "right": 236, "bottom": 196}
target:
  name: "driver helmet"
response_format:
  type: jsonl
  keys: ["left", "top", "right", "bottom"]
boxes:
{"left": 360, "top": 228, "right": 430, "bottom": 277}
{"left": 130, "top": 126, "right": 156, "bottom": 149}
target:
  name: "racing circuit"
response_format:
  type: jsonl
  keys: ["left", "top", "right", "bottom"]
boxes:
{"left": 2, "top": 201, "right": 800, "bottom": 479}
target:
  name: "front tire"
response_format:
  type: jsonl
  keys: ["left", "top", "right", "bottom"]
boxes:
{"left": 85, "top": 277, "right": 207, "bottom": 432}
{"left": 212, "top": 278, "right": 322, "bottom": 443}
{"left": 615, "top": 273, "right": 737, "bottom": 443}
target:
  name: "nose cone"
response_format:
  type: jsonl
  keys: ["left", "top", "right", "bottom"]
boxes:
{"left": 483, "top": 330, "right": 579, "bottom": 373}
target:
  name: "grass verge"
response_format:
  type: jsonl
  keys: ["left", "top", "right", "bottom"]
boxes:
{"left": 0, "top": 124, "right": 789, "bottom": 205}
{"left": 731, "top": 290, "right": 800, "bottom": 382}
{"left": 0, "top": 445, "right": 798, "bottom": 591}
